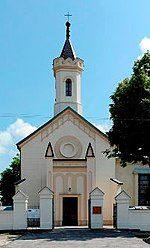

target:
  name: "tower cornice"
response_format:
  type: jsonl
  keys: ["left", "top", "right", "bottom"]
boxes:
{"left": 53, "top": 57, "right": 84, "bottom": 77}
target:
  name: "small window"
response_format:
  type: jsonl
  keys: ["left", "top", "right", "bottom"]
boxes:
{"left": 138, "top": 174, "right": 150, "bottom": 205}
{"left": 66, "top": 79, "right": 72, "bottom": 96}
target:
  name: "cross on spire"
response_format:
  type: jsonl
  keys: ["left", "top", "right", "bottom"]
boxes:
{"left": 65, "top": 12, "right": 72, "bottom": 22}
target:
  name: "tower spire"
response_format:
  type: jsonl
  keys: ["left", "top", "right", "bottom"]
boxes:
{"left": 53, "top": 19, "right": 84, "bottom": 116}
{"left": 66, "top": 21, "right": 70, "bottom": 40}
{"left": 60, "top": 18, "right": 76, "bottom": 60}
{"left": 64, "top": 12, "right": 72, "bottom": 40}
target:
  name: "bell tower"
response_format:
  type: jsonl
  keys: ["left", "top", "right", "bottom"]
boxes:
{"left": 53, "top": 21, "right": 84, "bottom": 116}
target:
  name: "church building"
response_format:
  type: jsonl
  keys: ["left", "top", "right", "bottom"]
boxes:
{"left": 17, "top": 21, "right": 150, "bottom": 226}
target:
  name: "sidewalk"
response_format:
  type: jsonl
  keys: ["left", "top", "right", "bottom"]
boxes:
{"left": 3, "top": 227, "right": 150, "bottom": 248}
{"left": 0, "top": 233, "right": 19, "bottom": 247}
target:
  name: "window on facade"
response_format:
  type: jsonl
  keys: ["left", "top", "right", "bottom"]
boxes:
{"left": 138, "top": 174, "right": 150, "bottom": 205}
{"left": 66, "top": 79, "right": 72, "bottom": 96}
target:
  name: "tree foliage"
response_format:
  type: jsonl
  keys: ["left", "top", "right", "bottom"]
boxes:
{"left": 0, "top": 154, "right": 21, "bottom": 205}
{"left": 106, "top": 52, "right": 150, "bottom": 167}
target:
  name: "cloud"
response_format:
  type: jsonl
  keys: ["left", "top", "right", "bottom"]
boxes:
{"left": 93, "top": 122, "right": 111, "bottom": 133}
{"left": 7, "top": 119, "right": 36, "bottom": 138}
{"left": 0, "top": 119, "right": 36, "bottom": 172}
{"left": 139, "top": 37, "right": 150, "bottom": 54}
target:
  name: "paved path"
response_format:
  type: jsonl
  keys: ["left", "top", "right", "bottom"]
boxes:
{"left": 4, "top": 227, "right": 150, "bottom": 248}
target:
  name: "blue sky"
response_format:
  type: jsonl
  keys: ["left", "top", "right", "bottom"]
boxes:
{"left": 0, "top": 0, "right": 150, "bottom": 173}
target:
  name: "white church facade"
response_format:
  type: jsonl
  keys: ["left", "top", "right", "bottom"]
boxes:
{"left": 17, "top": 21, "right": 150, "bottom": 226}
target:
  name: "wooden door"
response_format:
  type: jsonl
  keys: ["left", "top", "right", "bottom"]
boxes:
{"left": 62, "top": 197, "right": 78, "bottom": 226}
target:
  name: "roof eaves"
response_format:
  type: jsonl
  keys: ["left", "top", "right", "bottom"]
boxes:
{"left": 64, "top": 107, "right": 108, "bottom": 140}
{"left": 17, "top": 107, "right": 108, "bottom": 149}
{"left": 16, "top": 108, "right": 69, "bottom": 148}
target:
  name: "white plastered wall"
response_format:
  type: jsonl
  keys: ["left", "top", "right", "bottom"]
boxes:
{"left": 94, "top": 134, "right": 116, "bottom": 225}
{"left": 19, "top": 110, "right": 116, "bottom": 224}
{"left": 115, "top": 160, "right": 149, "bottom": 205}
{"left": 20, "top": 134, "right": 48, "bottom": 206}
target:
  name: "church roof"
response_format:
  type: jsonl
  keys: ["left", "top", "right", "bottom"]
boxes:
{"left": 60, "top": 39, "right": 76, "bottom": 60}
{"left": 17, "top": 107, "right": 108, "bottom": 149}
{"left": 60, "top": 21, "right": 76, "bottom": 60}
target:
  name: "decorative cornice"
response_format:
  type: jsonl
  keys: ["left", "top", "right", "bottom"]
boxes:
{"left": 53, "top": 57, "right": 84, "bottom": 76}
{"left": 17, "top": 107, "right": 108, "bottom": 149}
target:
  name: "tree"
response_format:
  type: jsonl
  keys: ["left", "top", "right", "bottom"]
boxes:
{"left": 0, "top": 154, "right": 21, "bottom": 205}
{"left": 106, "top": 52, "right": 150, "bottom": 167}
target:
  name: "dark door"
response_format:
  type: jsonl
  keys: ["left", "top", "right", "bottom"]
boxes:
{"left": 88, "top": 198, "right": 91, "bottom": 229}
{"left": 62, "top": 197, "right": 78, "bottom": 226}
{"left": 113, "top": 203, "right": 117, "bottom": 229}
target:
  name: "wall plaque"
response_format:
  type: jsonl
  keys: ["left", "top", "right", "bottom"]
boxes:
{"left": 93, "top": 206, "right": 102, "bottom": 214}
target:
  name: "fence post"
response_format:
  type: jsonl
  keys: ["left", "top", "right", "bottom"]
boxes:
{"left": 89, "top": 187, "right": 104, "bottom": 229}
{"left": 115, "top": 190, "right": 130, "bottom": 229}
{"left": 39, "top": 186, "right": 54, "bottom": 230}
{"left": 13, "top": 190, "right": 28, "bottom": 230}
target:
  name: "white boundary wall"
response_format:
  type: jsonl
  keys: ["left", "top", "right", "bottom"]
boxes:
{"left": 129, "top": 208, "right": 150, "bottom": 231}
{"left": 0, "top": 190, "right": 28, "bottom": 230}
{"left": 13, "top": 190, "right": 28, "bottom": 230}
{"left": 39, "top": 186, "right": 54, "bottom": 230}
{"left": 116, "top": 191, "right": 150, "bottom": 231}
{"left": 0, "top": 211, "right": 13, "bottom": 230}
{"left": 0, "top": 188, "right": 54, "bottom": 231}
{"left": 89, "top": 187, "right": 104, "bottom": 229}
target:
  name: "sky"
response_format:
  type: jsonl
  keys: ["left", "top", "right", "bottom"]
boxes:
{"left": 0, "top": 0, "right": 150, "bottom": 173}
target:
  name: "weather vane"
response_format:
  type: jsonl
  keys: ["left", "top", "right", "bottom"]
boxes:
{"left": 65, "top": 12, "right": 72, "bottom": 22}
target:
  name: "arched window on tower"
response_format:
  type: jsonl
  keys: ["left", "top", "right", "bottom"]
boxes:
{"left": 66, "top": 79, "right": 72, "bottom": 96}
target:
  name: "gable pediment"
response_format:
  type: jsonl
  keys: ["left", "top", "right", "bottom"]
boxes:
{"left": 90, "top": 187, "right": 105, "bottom": 196}
{"left": 115, "top": 190, "right": 131, "bottom": 201}
{"left": 17, "top": 107, "right": 108, "bottom": 149}
{"left": 40, "top": 108, "right": 108, "bottom": 143}
{"left": 40, "top": 111, "right": 96, "bottom": 142}
{"left": 38, "top": 186, "right": 54, "bottom": 196}
{"left": 13, "top": 190, "right": 28, "bottom": 200}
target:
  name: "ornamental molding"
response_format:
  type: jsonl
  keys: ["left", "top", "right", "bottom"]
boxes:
{"left": 41, "top": 113, "right": 96, "bottom": 142}
{"left": 53, "top": 57, "right": 84, "bottom": 76}
{"left": 54, "top": 135, "right": 83, "bottom": 159}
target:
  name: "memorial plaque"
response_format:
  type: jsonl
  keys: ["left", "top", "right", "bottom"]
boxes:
{"left": 93, "top": 206, "right": 101, "bottom": 214}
